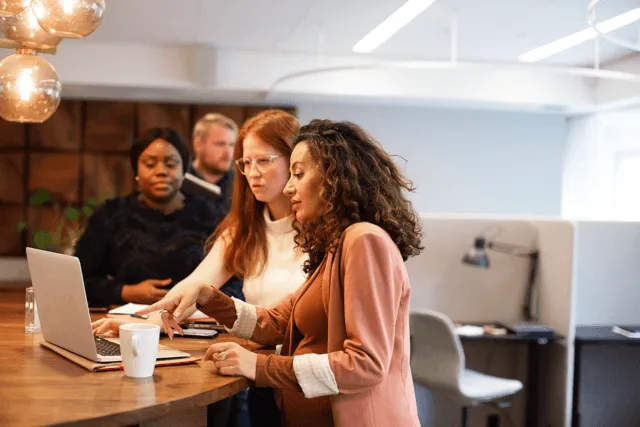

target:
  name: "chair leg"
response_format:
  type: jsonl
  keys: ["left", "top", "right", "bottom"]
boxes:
{"left": 461, "top": 407, "right": 469, "bottom": 427}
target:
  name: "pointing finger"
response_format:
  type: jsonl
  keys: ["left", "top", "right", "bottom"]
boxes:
{"left": 136, "top": 298, "right": 178, "bottom": 315}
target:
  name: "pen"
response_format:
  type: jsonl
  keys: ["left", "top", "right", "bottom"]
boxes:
{"left": 130, "top": 313, "right": 149, "bottom": 319}
{"left": 110, "top": 313, "right": 149, "bottom": 319}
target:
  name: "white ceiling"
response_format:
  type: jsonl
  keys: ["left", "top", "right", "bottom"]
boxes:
{"left": 86, "top": 0, "right": 640, "bottom": 66}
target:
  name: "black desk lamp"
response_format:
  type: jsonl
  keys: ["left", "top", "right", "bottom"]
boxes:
{"left": 462, "top": 236, "right": 539, "bottom": 322}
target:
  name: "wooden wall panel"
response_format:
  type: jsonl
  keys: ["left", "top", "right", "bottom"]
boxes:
{"left": 28, "top": 101, "right": 82, "bottom": 151}
{"left": 137, "top": 103, "right": 191, "bottom": 143}
{"left": 0, "top": 206, "right": 25, "bottom": 256}
{"left": 0, "top": 120, "right": 26, "bottom": 149}
{"left": 29, "top": 153, "right": 81, "bottom": 204}
{"left": 0, "top": 153, "right": 25, "bottom": 204}
{"left": 0, "top": 100, "right": 294, "bottom": 257}
{"left": 85, "top": 101, "right": 135, "bottom": 152}
{"left": 82, "top": 154, "right": 134, "bottom": 204}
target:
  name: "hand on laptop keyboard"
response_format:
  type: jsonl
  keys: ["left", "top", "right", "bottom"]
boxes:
{"left": 92, "top": 318, "right": 128, "bottom": 337}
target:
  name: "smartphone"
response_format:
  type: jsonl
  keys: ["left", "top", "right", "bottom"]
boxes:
{"left": 183, "top": 322, "right": 226, "bottom": 331}
{"left": 180, "top": 328, "right": 219, "bottom": 339}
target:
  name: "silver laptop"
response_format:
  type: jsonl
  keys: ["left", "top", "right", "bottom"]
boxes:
{"left": 26, "top": 247, "right": 190, "bottom": 363}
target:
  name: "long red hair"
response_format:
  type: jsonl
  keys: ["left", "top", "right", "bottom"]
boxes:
{"left": 206, "top": 110, "right": 299, "bottom": 278}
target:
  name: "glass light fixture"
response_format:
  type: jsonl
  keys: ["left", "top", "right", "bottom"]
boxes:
{"left": 0, "top": 0, "right": 30, "bottom": 18}
{"left": 31, "top": 0, "right": 105, "bottom": 38}
{"left": 0, "top": 4, "right": 62, "bottom": 50}
{"left": 0, "top": 49, "right": 62, "bottom": 123}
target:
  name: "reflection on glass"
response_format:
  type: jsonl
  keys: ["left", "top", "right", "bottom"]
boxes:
{"left": 0, "top": 4, "right": 61, "bottom": 50}
{"left": 0, "top": 0, "right": 30, "bottom": 18}
{"left": 31, "top": 0, "right": 105, "bottom": 38}
{"left": 0, "top": 49, "right": 62, "bottom": 123}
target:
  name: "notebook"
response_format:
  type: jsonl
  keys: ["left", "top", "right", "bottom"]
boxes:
{"left": 41, "top": 339, "right": 200, "bottom": 372}
{"left": 182, "top": 172, "right": 221, "bottom": 200}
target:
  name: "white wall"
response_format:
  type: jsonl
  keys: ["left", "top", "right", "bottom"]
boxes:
{"left": 0, "top": 258, "right": 30, "bottom": 283}
{"left": 297, "top": 103, "right": 568, "bottom": 215}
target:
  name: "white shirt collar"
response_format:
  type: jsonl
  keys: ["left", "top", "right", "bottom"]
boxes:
{"left": 263, "top": 206, "right": 295, "bottom": 235}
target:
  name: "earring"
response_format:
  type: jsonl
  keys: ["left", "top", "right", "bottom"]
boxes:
{"left": 135, "top": 176, "right": 139, "bottom": 181}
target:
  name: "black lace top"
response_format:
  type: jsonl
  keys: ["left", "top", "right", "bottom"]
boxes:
{"left": 74, "top": 193, "right": 241, "bottom": 306}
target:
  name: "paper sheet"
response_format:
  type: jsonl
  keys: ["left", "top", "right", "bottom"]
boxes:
{"left": 108, "top": 303, "right": 210, "bottom": 319}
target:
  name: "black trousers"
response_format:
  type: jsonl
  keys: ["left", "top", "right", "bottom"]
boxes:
{"left": 207, "top": 387, "right": 281, "bottom": 427}
{"left": 248, "top": 387, "right": 281, "bottom": 427}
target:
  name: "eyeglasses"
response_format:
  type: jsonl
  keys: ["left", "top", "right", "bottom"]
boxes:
{"left": 235, "top": 155, "right": 281, "bottom": 175}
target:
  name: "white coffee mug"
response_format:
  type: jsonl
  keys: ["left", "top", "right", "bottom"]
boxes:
{"left": 119, "top": 323, "right": 161, "bottom": 378}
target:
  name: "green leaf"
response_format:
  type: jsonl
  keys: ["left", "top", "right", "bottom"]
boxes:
{"left": 33, "top": 231, "right": 52, "bottom": 250}
{"left": 29, "top": 189, "right": 51, "bottom": 205}
{"left": 65, "top": 206, "right": 80, "bottom": 220}
{"left": 17, "top": 220, "right": 26, "bottom": 233}
{"left": 87, "top": 197, "right": 98, "bottom": 207}
{"left": 82, "top": 206, "right": 93, "bottom": 217}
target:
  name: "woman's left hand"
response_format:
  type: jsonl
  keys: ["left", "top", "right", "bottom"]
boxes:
{"left": 204, "top": 342, "right": 257, "bottom": 381}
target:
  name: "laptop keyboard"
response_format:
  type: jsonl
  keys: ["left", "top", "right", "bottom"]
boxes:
{"left": 94, "top": 336, "right": 121, "bottom": 356}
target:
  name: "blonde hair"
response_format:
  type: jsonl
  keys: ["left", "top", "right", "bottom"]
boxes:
{"left": 193, "top": 113, "right": 239, "bottom": 140}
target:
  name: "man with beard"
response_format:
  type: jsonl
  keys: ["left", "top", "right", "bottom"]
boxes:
{"left": 184, "top": 113, "right": 238, "bottom": 211}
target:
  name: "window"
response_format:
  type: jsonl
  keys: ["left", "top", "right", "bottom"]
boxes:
{"left": 564, "top": 108, "right": 640, "bottom": 220}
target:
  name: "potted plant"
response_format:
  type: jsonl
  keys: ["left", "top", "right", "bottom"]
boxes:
{"left": 17, "top": 189, "right": 110, "bottom": 254}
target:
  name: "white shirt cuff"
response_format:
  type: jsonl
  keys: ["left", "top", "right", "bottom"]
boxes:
{"left": 226, "top": 297, "right": 257, "bottom": 339}
{"left": 292, "top": 353, "right": 339, "bottom": 398}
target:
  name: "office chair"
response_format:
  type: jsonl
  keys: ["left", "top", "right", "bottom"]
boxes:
{"left": 410, "top": 310, "right": 523, "bottom": 427}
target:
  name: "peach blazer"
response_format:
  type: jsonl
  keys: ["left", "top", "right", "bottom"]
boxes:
{"left": 320, "top": 222, "right": 420, "bottom": 426}
{"left": 247, "top": 222, "right": 420, "bottom": 427}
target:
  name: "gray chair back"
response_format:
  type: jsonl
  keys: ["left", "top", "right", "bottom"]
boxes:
{"left": 410, "top": 309, "right": 465, "bottom": 394}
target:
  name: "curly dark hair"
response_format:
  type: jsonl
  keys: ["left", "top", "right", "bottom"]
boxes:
{"left": 293, "top": 119, "right": 423, "bottom": 275}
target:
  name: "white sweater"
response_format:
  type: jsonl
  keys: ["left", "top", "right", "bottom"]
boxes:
{"left": 177, "top": 207, "right": 308, "bottom": 308}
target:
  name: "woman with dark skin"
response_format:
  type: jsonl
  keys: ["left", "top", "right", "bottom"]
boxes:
{"left": 74, "top": 127, "right": 225, "bottom": 307}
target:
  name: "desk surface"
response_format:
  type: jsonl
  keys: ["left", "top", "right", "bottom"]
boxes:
{"left": 575, "top": 325, "right": 640, "bottom": 344}
{"left": 0, "top": 284, "right": 257, "bottom": 427}
{"left": 456, "top": 322, "right": 560, "bottom": 344}
{"left": 459, "top": 331, "right": 559, "bottom": 342}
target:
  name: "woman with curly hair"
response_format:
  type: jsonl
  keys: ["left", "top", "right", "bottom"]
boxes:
{"left": 140, "top": 119, "right": 423, "bottom": 427}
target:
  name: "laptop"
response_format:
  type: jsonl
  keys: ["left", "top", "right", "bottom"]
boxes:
{"left": 26, "top": 247, "right": 190, "bottom": 363}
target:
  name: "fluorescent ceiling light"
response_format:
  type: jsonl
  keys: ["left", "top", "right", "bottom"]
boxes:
{"left": 519, "top": 8, "right": 640, "bottom": 62}
{"left": 353, "top": 0, "right": 438, "bottom": 53}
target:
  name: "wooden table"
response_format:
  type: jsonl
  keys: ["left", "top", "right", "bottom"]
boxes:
{"left": 0, "top": 284, "right": 257, "bottom": 427}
